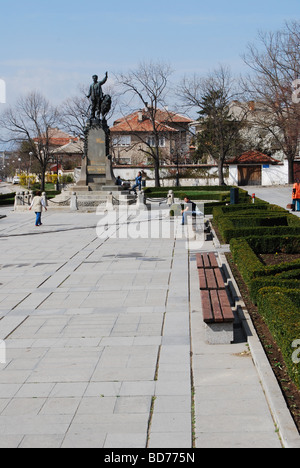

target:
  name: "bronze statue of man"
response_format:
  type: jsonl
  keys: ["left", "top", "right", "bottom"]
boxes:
{"left": 87, "top": 72, "right": 108, "bottom": 119}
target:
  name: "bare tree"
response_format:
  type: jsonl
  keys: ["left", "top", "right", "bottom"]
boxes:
{"left": 242, "top": 21, "right": 300, "bottom": 184}
{"left": 0, "top": 91, "right": 59, "bottom": 190}
{"left": 60, "top": 85, "right": 89, "bottom": 140}
{"left": 116, "top": 61, "right": 173, "bottom": 187}
{"left": 177, "top": 65, "right": 248, "bottom": 185}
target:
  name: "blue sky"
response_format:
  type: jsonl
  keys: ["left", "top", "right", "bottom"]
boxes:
{"left": 0, "top": 0, "right": 300, "bottom": 107}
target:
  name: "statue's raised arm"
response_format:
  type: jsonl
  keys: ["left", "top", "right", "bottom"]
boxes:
{"left": 99, "top": 72, "right": 108, "bottom": 86}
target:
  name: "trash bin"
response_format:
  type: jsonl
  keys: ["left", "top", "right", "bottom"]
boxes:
{"left": 230, "top": 187, "right": 239, "bottom": 205}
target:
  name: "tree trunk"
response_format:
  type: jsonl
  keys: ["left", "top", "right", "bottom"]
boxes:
{"left": 154, "top": 159, "right": 160, "bottom": 188}
{"left": 41, "top": 167, "right": 46, "bottom": 192}
{"left": 288, "top": 158, "right": 295, "bottom": 185}
{"left": 218, "top": 158, "right": 226, "bottom": 186}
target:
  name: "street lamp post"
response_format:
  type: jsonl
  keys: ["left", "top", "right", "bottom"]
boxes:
{"left": 176, "top": 151, "right": 180, "bottom": 187}
{"left": 28, "top": 152, "right": 33, "bottom": 190}
{"left": 171, "top": 148, "right": 181, "bottom": 188}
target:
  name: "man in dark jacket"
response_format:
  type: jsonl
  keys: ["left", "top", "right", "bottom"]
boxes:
{"left": 181, "top": 196, "right": 200, "bottom": 225}
{"left": 87, "top": 72, "right": 108, "bottom": 119}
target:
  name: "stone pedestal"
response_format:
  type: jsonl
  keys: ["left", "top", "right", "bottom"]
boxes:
{"left": 76, "top": 122, "right": 115, "bottom": 191}
{"left": 73, "top": 120, "right": 137, "bottom": 208}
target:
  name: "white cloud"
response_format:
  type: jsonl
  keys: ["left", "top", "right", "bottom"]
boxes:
{"left": 0, "top": 79, "right": 6, "bottom": 104}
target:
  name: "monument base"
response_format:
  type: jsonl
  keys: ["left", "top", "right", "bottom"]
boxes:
{"left": 76, "top": 122, "right": 115, "bottom": 192}
{"left": 50, "top": 189, "right": 136, "bottom": 212}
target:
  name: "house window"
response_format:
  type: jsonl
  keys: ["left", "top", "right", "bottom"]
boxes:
{"left": 119, "top": 157, "right": 131, "bottom": 164}
{"left": 147, "top": 136, "right": 166, "bottom": 148}
{"left": 113, "top": 135, "right": 131, "bottom": 146}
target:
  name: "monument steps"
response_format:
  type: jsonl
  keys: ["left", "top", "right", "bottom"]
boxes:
{"left": 49, "top": 189, "right": 137, "bottom": 211}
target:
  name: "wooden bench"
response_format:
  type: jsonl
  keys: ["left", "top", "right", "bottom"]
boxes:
{"left": 197, "top": 252, "right": 235, "bottom": 344}
{"left": 201, "top": 289, "right": 234, "bottom": 324}
{"left": 198, "top": 268, "right": 226, "bottom": 290}
{"left": 196, "top": 252, "right": 219, "bottom": 269}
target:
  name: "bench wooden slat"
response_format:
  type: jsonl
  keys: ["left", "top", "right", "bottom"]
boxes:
{"left": 198, "top": 269, "right": 207, "bottom": 290}
{"left": 208, "top": 253, "right": 219, "bottom": 268}
{"left": 215, "top": 269, "right": 226, "bottom": 289}
{"left": 210, "top": 290, "right": 224, "bottom": 323}
{"left": 203, "top": 253, "right": 211, "bottom": 268}
{"left": 196, "top": 253, "right": 204, "bottom": 269}
{"left": 201, "top": 290, "right": 214, "bottom": 323}
{"left": 218, "top": 290, "right": 234, "bottom": 322}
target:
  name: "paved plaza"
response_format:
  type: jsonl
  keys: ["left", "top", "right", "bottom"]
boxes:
{"left": 0, "top": 195, "right": 299, "bottom": 448}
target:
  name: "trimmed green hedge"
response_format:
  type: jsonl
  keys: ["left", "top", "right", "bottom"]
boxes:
{"left": 218, "top": 197, "right": 300, "bottom": 389}
{"left": 246, "top": 235, "right": 300, "bottom": 254}
{"left": 0, "top": 192, "right": 16, "bottom": 206}
{"left": 230, "top": 238, "right": 265, "bottom": 285}
{"left": 144, "top": 185, "right": 250, "bottom": 204}
{"left": 250, "top": 277, "right": 300, "bottom": 304}
{"left": 257, "top": 287, "right": 300, "bottom": 388}
{"left": 230, "top": 236, "right": 300, "bottom": 302}
{"left": 214, "top": 204, "right": 300, "bottom": 243}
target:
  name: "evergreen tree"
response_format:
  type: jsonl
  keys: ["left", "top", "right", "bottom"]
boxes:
{"left": 196, "top": 89, "right": 245, "bottom": 185}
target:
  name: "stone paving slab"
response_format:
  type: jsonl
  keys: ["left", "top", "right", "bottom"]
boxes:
{"left": 0, "top": 206, "right": 298, "bottom": 448}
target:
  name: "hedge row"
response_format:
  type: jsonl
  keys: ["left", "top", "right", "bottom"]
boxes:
{"left": 145, "top": 186, "right": 251, "bottom": 204}
{"left": 215, "top": 198, "right": 300, "bottom": 389}
{"left": 0, "top": 193, "right": 16, "bottom": 206}
{"left": 230, "top": 236, "right": 300, "bottom": 302}
{"left": 258, "top": 287, "right": 300, "bottom": 389}
{"left": 213, "top": 203, "right": 300, "bottom": 243}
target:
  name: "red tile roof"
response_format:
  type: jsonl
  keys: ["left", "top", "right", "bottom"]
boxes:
{"left": 34, "top": 128, "right": 79, "bottom": 147}
{"left": 111, "top": 109, "right": 192, "bottom": 133}
{"left": 227, "top": 151, "right": 280, "bottom": 165}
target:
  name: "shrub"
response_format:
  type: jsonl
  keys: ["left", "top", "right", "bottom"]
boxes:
{"left": 230, "top": 238, "right": 265, "bottom": 285}
{"left": 250, "top": 277, "right": 300, "bottom": 303}
{"left": 221, "top": 197, "right": 300, "bottom": 389}
{"left": 257, "top": 287, "right": 300, "bottom": 389}
{"left": 246, "top": 235, "right": 300, "bottom": 254}
{"left": 213, "top": 204, "right": 300, "bottom": 243}
{"left": 230, "top": 236, "right": 300, "bottom": 302}
{"left": 0, "top": 192, "right": 16, "bottom": 206}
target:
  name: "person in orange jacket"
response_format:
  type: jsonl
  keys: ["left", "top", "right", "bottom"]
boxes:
{"left": 292, "top": 180, "right": 300, "bottom": 211}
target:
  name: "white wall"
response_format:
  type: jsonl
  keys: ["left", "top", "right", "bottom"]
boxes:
{"left": 108, "top": 163, "right": 290, "bottom": 187}
{"left": 114, "top": 166, "right": 231, "bottom": 187}
{"left": 225, "top": 163, "right": 289, "bottom": 187}
{"left": 262, "top": 161, "right": 289, "bottom": 186}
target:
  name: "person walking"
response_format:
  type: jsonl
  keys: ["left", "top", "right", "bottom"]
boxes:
{"left": 131, "top": 172, "right": 142, "bottom": 195}
{"left": 292, "top": 180, "right": 300, "bottom": 212}
{"left": 29, "top": 191, "right": 47, "bottom": 226}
